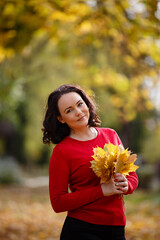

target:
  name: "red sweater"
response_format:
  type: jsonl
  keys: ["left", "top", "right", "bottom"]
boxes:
{"left": 49, "top": 128, "right": 138, "bottom": 226}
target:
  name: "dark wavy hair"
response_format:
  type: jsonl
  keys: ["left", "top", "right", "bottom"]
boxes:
{"left": 42, "top": 84, "right": 101, "bottom": 144}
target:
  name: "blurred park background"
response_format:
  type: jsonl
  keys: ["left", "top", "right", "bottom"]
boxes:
{"left": 0, "top": 0, "right": 160, "bottom": 239}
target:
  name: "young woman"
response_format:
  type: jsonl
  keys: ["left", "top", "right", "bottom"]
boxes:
{"left": 42, "top": 84, "right": 138, "bottom": 240}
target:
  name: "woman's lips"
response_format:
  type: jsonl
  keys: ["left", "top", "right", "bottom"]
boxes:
{"left": 78, "top": 115, "right": 86, "bottom": 121}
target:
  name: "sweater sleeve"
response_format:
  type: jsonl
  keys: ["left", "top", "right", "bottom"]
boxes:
{"left": 49, "top": 147, "right": 104, "bottom": 213}
{"left": 124, "top": 171, "right": 139, "bottom": 195}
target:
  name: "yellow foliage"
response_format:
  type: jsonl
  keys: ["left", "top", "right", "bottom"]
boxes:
{"left": 124, "top": 55, "right": 136, "bottom": 67}
{"left": 91, "top": 142, "right": 139, "bottom": 183}
{"left": 68, "top": 3, "right": 91, "bottom": 16}
{"left": 94, "top": 73, "right": 104, "bottom": 85}
{"left": 128, "top": 44, "right": 140, "bottom": 58}
{"left": 110, "top": 96, "right": 124, "bottom": 108}
{"left": 51, "top": 11, "right": 76, "bottom": 23}
{"left": 0, "top": 47, "right": 14, "bottom": 62}
{"left": 78, "top": 21, "right": 93, "bottom": 34}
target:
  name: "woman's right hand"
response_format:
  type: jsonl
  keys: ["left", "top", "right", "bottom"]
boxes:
{"left": 101, "top": 178, "right": 124, "bottom": 196}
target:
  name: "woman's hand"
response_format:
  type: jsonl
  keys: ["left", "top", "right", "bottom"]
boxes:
{"left": 101, "top": 173, "right": 128, "bottom": 196}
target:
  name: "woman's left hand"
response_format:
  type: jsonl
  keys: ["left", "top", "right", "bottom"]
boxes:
{"left": 114, "top": 173, "right": 129, "bottom": 194}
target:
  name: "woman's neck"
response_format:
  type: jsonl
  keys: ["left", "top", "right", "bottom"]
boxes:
{"left": 69, "top": 126, "right": 97, "bottom": 141}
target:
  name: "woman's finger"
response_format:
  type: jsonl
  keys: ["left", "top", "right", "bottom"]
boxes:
{"left": 114, "top": 174, "right": 127, "bottom": 183}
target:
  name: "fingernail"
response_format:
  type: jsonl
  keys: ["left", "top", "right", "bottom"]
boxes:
{"left": 114, "top": 179, "right": 118, "bottom": 182}
{"left": 119, "top": 188, "right": 122, "bottom": 191}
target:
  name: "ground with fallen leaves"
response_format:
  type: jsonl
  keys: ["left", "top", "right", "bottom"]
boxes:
{"left": 0, "top": 186, "right": 159, "bottom": 240}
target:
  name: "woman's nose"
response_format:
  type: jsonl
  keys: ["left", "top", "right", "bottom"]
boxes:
{"left": 75, "top": 107, "right": 82, "bottom": 116}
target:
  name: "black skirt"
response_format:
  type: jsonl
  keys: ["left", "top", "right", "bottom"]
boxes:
{"left": 60, "top": 216, "right": 126, "bottom": 240}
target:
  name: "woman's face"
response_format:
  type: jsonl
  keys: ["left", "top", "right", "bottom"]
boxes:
{"left": 57, "top": 92, "right": 90, "bottom": 131}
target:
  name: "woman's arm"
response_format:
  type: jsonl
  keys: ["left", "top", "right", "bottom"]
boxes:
{"left": 49, "top": 148, "right": 104, "bottom": 213}
{"left": 125, "top": 171, "right": 139, "bottom": 194}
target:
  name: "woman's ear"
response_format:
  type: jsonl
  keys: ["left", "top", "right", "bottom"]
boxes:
{"left": 57, "top": 116, "right": 65, "bottom": 124}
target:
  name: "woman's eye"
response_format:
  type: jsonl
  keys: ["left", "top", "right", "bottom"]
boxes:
{"left": 66, "top": 109, "right": 72, "bottom": 114}
{"left": 78, "top": 102, "right": 83, "bottom": 107}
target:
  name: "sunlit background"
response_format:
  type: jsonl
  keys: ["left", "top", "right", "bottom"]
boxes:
{"left": 0, "top": 0, "right": 160, "bottom": 239}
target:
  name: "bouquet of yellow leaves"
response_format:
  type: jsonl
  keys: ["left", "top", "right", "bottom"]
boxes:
{"left": 91, "top": 142, "right": 139, "bottom": 183}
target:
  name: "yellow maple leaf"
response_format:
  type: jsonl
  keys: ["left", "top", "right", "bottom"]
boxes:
{"left": 115, "top": 150, "right": 139, "bottom": 176}
{"left": 93, "top": 146, "right": 106, "bottom": 158}
{"left": 91, "top": 142, "right": 139, "bottom": 183}
{"left": 104, "top": 142, "right": 119, "bottom": 155}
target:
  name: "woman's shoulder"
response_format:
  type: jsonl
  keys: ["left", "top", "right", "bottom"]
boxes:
{"left": 97, "top": 127, "right": 117, "bottom": 135}
{"left": 96, "top": 127, "right": 122, "bottom": 145}
{"left": 52, "top": 136, "right": 71, "bottom": 153}
{"left": 50, "top": 137, "right": 71, "bottom": 165}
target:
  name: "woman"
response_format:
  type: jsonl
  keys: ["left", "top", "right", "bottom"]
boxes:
{"left": 42, "top": 84, "right": 138, "bottom": 240}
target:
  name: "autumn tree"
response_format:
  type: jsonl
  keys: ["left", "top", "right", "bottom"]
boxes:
{"left": 0, "top": 0, "right": 160, "bottom": 161}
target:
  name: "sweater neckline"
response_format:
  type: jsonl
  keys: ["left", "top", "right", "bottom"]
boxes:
{"left": 66, "top": 127, "right": 99, "bottom": 143}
